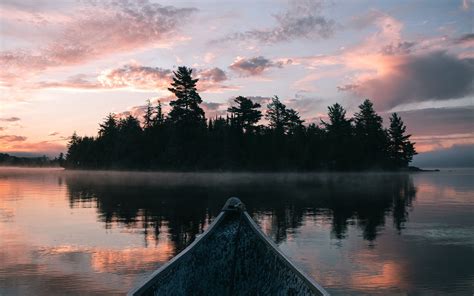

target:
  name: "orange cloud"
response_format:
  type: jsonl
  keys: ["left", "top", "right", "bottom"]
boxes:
{"left": 0, "top": 138, "right": 66, "bottom": 156}
{"left": 412, "top": 133, "right": 474, "bottom": 152}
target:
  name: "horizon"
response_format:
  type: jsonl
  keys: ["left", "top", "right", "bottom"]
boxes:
{"left": 1, "top": 0, "right": 473, "bottom": 167}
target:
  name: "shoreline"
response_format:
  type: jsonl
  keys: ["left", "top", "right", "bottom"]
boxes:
{"left": 0, "top": 165, "right": 442, "bottom": 174}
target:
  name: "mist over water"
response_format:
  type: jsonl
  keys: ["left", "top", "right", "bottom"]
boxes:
{"left": 0, "top": 168, "right": 473, "bottom": 295}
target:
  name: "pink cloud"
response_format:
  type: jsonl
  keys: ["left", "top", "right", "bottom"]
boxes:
{"left": 0, "top": 0, "right": 197, "bottom": 84}
{"left": 33, "top": 64, "right": 236, "bottom": 93}
{"left": 98, "top": 63, "right": 172, "bottom": 90}
{"left": 343, "top": 51, "right": 473, "bottom": 109}
{"left": 295, "top": 13, "right": 473, "bottom": 109}
{"left": 0, "top": 135, "right": 27, "bottom": 142}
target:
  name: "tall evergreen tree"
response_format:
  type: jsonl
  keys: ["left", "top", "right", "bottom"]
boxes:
{"left": 266, "top": 96, "right": 288, "bottom": 134}
{"left": 143, "top": 99, "right": 154, "bottom": 130}
{"left": 285, "top": 108, "right": 304, "bottom": 135}
{"left": 152, "top": 100, "right": 165, "bottom": 127}
{"left": 354, "top": 99, "right": 388, "bottom": 168}
{"left": 227, "top": 96, "right": 262, "bottom": 133}
{"left": 388, "top": 113, "right": 417, "bottom": 168}
{"left": 322, "top": 103, "right": 353, "bottom": 170}
{"left": 98, "top": 114, "right": 118, "bottom": 138}
{"left": 65, "top": 131, "right": 80, "bottom": 167}
{"left": 97, "top": 113, "right": 118, "bottom": 166}
{"left": 167, "top": 66, "right": 205, "bottom": 127}
{"left": 117, "top": 115, "right": 143, "bottom": 167}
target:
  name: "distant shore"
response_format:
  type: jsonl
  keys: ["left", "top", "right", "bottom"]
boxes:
{"left": 0, "top": 165, "right": 440, "bottom": 173}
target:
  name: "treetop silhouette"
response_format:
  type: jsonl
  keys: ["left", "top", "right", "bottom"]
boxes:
{"left": 65, "top": 66, "right": 416, "bottom": 171}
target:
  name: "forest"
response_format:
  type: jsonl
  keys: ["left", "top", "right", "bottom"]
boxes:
{"left": 65, "top": 66, "right": 416, "bottom": 171}
{"left": 0, "top": 153, "right": 62, "bottom": 167}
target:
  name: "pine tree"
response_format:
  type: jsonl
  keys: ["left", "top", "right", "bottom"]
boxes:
{"left": 285, "top": 108, "right": 304, "bottom": 135}
{"left": 227, "top": 96, "right": 262, "bottom": 133}
{"left": 167, "top": 67, "right": 205, "bottom": 127}
{"left": 143, "top": 99, "right": 154, "bottom": 130}
{"left": 65, "top": 131, "right": 80, "bottom": 168}
{"left": 98, "top": 114, "right": 118, "bottom": 138}
{"left": 266, "top": 96, "right": 288, "bottom": 134}
{"left": 322, "top": 103, "right": 353, "bottom": 170}
{"left": 388, "top": 113, "right": 417, "bottom": 168}
{"left": 152, "top": 100, "right": 165, "bottom": 127}
{"left": 354, "top": 99, "right": 389, "bottom": 168}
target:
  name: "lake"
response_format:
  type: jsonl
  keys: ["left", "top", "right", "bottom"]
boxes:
{"left": 0, "top": 168, "right": 473, "bottom": 295}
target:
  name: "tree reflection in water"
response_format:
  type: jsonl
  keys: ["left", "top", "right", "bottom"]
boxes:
{"left": 65, "top": 173, "right": 416, "bottom": 254}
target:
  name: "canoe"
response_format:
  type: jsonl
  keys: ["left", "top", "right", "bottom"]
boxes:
{"left": 128, "top": 197, "right": 329, "bottom": 296}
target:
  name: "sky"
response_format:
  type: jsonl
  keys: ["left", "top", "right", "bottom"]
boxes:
{"left": 0, "top": 0, "right": 473, "bottom": 164}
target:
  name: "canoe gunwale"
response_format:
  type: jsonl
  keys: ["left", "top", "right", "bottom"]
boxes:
{"left": 127, "top": 211, "right": 227, "bottom": 296}
{"left": 242, "top": 212, "right": 329, "bottom": 296}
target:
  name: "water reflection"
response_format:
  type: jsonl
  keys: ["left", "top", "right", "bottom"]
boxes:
{"left": 65, "top": 173, "right": 416, "bottom": 252}
{"left": 1, "top": 169, "right": 472, "bottom": 295}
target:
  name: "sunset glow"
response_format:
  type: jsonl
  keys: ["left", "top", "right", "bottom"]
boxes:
{"left": 0, "top": 0, "right": 472, "bottom": 163}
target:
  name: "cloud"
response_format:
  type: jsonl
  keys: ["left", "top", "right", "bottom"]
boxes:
{"left": 0, "top": 135, "right": 27, "bottom": 142}
{"left": 98, "top": 63, "right": 172, "bottom": 90}
{"left": 196, "top": 67, "right": 238, "bottom": 92}
{"left": 412, "top": 144, "right": 474, "bottom": 167}
{"left": 0, "top": 0, "right": 197, "bottom": 84}
{"left": 383, "top": 106, "right": 474, "bottom": 152}
{"left": 455, "top": 33, "right": 474, "bottom": 47}
{"left": 412, "top": 133, "right": 474, "bottom": 152}
{"left": 344, "top": 51, "right": 474, "bottom": 109}
{"left": 227, "top": 96, "right": 272, "bottom": 107}
{"left": 0, "top": 117, "right": 20, "bottom": 122}
{"left": 48, "top": 132, "right": 60, "bottom": 136}
{"left": 35, "top": 64, "right": 235, "bottom": 93}
{"left": 0, "top": 140, "right": 66, "bottom": 156}
{"left": 380, "top": 41, "right": 416, "bottom": 55}
{"left": 34, "top": 74, "right": 102, "bottom": 90}
{"left": 201, "top": 102, "right": 227, "bottom": 118}
{"left": 213, "top": 0, "right": 335, "bottom": 44}
{"left": 198, "top": 67, "right": 227, "bottom": 82}
{"left": 393, "top": 106, "right": 474, "bottom": 136}
{"left": 229, "top": 56, "right": 291, "bottom": 76}
{"left": 293, "top": 13, "right": 473, "bottom": 109}
{"left": 336, "top": 84, "right": 359, "bottom": 91}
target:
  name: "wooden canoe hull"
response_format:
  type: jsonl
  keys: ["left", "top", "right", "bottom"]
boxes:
{"left": 129, "top": 198, "right": 328, "bottom": 296}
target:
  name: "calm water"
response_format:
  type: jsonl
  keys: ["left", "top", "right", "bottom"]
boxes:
{"left": 0, "top": 168, "right": 473, "bottom": 295}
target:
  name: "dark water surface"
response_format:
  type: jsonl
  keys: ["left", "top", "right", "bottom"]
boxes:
{"left": 0, "top": 168, "right": 473, "bottom": 295}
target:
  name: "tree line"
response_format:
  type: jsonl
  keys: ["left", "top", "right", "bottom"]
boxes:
{"left": 65, "top": 66, "right": 416, "bottom": 171}
{"left": 0, "top": 153, "right": 63, "bottom": 167}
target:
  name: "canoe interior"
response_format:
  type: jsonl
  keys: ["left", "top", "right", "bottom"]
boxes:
{"left": 131, "top": 210, "right": 326, "bottom": 296}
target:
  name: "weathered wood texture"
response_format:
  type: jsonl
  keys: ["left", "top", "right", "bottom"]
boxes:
{"left": 130, "top": 203, "right": 328, "bottom": 296}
